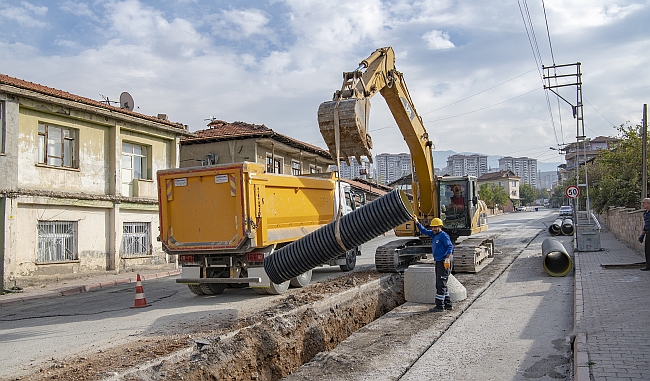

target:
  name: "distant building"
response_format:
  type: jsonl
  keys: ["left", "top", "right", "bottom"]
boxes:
{"left": 477, "top": 170, "right": 520, "bottom": 212}
{"left": 499, "top": 156, "right": 537, "bottom": 187}
{"left": 338, "top": 157, "right": 372, "bottom": 180}
{"left": 375, "top": 153, "right": 411, "bottom": 185}
{"left": 538, "top": 170, "right": 559, "bottom": 190}
{"left": 446, "top": 154, "right": 488, "bottom": 177}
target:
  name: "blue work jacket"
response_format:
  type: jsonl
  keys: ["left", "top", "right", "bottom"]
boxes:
{"left": 416, "top": 222, "right": 454, "bottom": 261}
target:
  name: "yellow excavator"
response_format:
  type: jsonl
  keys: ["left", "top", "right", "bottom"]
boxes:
{"left": 318, "top": 47, "right": 494, "bottom": 273}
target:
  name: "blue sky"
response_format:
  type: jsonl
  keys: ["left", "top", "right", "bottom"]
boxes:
{"left": 1, "top": 0, "right": 649, "bottom": 168}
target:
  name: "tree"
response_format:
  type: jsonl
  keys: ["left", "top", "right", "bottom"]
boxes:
{"left": 519, "top": 183, "right": 536, "bottom": 205}
{"left": 479, "top": 183, "right": 509, "bottom": 211}
{"left": 588, "top": 123, "right": 647, "bottom": 213}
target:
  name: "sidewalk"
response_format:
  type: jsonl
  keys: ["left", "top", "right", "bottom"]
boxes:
{"left": 573, "top": 228, "right": 650, "bottom": 381}
{"left": 0, "top": 268, "right": 181, "bottom": 307}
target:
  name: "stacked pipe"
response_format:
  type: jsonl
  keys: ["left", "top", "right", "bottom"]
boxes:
{"left": 541, "top": 238, "right": 573, "bottom": 276}
{"left": 549, "top": 218, "right": 575, "bottom": 236}
{"left": 264, "top": 189, "right": 413, "bottom": 285}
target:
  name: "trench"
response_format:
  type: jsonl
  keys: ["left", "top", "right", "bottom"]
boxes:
{"left": 109, "top": 273, "right": 405, "bottom": 381}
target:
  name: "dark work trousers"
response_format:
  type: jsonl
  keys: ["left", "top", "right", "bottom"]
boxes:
{"left": 646, "top": 236, "right": 650, "bottom": 265}
{"left": 435, "top": 260, "right": 452, "bottom": 308}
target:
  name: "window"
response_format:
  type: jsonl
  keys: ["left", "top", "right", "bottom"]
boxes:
{"left": 38, "top": 221, "right": 77, "bottom": 262}
{"left": 309, "top": 164, "right": 316, "bottom": 174}
{"left": 122, "top": 142, "right": 149, "bottom": 196}
{"left": 38, "top": 124, "right": 77, "bottom": 167}
{"left": 122, "top": 222, "right": 151, "bottom": 256}
{"left": 0, "top": 101, "right": 5, "bottom": 153}
{"left": 266, "top": 154, "right": 282, "bottom": 174}
{"left": 291, "top": 161, "right": 301, "bottom": 175}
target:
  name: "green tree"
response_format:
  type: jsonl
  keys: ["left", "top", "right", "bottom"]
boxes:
{"left": 588, "top": 123, "right": 647, "bottom": 213}
{"left": 479, "top": 183, "right": 509, "bottom": 210}
{"left": 536, "top": 188, "right": 549, "bottom": 200}
{"left": 519, "top": 183, "right": 536, "bottom": 205}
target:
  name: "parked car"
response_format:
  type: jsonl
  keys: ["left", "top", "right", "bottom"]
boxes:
{"left": 559, "top": 206, "right": 573, "bottom": 217}
{"left": 516, "top": 206, "right": 526, "bottom": 212}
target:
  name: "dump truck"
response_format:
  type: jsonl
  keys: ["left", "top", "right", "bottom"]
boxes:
{"left": 318, "top": 47, "right": 494, "bottom": 273}
{"left": 157, "top": 162, "right": 361, "bottom": 295}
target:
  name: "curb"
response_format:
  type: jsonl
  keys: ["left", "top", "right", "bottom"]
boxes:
{"left": 0, "top": 270, "right": 181, "bottom": 307}
{"left": 573, "top": 250, "right": 590, "bottom": 381}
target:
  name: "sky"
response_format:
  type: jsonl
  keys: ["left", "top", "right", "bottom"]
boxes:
{"left": 1, "top": 0, "right": 648, "bottom": 169}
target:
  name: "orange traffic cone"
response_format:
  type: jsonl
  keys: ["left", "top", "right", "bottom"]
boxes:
{"left": 131, "top": 274, "right": 151, "bottom": 308}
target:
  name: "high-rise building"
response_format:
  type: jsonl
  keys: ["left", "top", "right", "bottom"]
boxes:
{"left": 499, "top": 157, "right": 538, "bottom": 187}
{"left": 375, "top": 153, "right": 411, "bottom": 185}
{"left": 538, "top": 170, "right": 559, "bottom": 190}
{"left": 338, "top": 157, "right": 372, "bottom": 180}
{"left": 445, "top": 154, "right": 488, "bottom": 177}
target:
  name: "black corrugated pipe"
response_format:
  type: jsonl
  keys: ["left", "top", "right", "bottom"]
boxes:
{"left": 561, "top": 218, "right": 574, "bottom": 236}
{"left": 548, "top": 219, "right": 562, "bottom": 236}
{"left": 264, "top": 189, "right": 413, "bottom": 284}
{"left": 541, "top": 238, "right": 573, "bottom": 277}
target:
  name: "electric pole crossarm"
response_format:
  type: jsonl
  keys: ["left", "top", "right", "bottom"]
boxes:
{"left": 546, "top": 88, "right": 575, "bottom": 109}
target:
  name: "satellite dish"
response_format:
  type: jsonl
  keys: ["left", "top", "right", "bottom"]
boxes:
{"left": 119, "top": 92, "right": 134, "bottom": 111}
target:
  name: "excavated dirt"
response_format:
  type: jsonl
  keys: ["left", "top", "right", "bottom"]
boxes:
{"left": 9, "top": 271, "right": 402, "bottom": 381}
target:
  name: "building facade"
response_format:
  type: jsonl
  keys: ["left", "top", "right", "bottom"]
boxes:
{"left": 179, "top": 120, "right": 334, "bottom": 175}
{"left": 0, "top": 74, "right": 193, "bottom": 288}
{"left": 375, "top": 153, "right": 411, "bottom": 185}
{"left": 338, "top": 157, "right": 372, "bottom": 180}
{"left": 498, "top": 156, "right": 538, "bottom": 187}
{"left": 477, "top": 170, "right": 520, "bottom": 212}
{"left": 446, "top": 154, "right": 488, "bottom": 177}
{"left": 538, "top": 170, "right": 559, "bottom": 190}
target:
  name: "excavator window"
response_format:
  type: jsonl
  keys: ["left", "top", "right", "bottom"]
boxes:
{"left": 440, "top": 181, "right": 469, "bottom": 229}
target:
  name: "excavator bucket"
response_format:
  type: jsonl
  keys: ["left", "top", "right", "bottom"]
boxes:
{"left": 318, "top": 98, "right": 373, "bottom": 166}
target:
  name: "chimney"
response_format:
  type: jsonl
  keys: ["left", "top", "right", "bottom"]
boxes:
{"left": 157, "top": 113, "right": 168, "bottom": 121}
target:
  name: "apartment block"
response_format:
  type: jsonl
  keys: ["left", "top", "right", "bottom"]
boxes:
{"left": 446, "top": 154, "right": 488, "bottom": 177}
{"left": 499, "top": 156, "right": 538, "bottom": 187}
{"left": 375, "top": 153, "right": 411, "bottom": 185}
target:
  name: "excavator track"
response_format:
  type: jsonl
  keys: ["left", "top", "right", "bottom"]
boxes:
{"left": 375, "top": 238, "right": 429, "bottom": 273}
{"left": 452, "top": 237, "right": 495, "bottom": 273}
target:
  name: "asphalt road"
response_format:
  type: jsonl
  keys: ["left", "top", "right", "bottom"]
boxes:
{"left": 0, "top": 209, "right": 562, "bottom": 379}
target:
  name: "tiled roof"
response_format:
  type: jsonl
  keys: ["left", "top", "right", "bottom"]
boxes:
{"left": 183, "top": 120, "right": 333, "bottom": 160}
{"left": 0, "top": 73, "right": 189, "bottom": 131}
{"left": 477, "top": 170, "right": 519, "bottom": 182}
{"left": 339, "top": 178, "right": 390, "bottom": 198}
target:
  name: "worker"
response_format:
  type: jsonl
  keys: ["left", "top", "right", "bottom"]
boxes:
{"left": 450, "top": 184, "right": 465, "bottom": 209}
{"left": 413, "top": 216, "right": 454, "bottom": 312}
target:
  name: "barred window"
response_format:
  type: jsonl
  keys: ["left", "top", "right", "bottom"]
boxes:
{"left": 38, "top": 221, "right": 77, "bottom": 262}
{"left": 38, "top": 124, "right": 77, "bottom": 168}
{"left": 122, "top": 222, "right": 151, "bottom": 257}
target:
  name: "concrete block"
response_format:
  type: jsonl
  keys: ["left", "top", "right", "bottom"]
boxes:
{"left": 404, "top": 264, "right": 467, "bottom": 303}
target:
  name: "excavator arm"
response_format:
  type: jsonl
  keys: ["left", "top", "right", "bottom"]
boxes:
{"left": 318, "top": 47, "right": 438, "bottom": 219}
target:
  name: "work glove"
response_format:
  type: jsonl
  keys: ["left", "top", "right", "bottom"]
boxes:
{"left": 444, "top": 257, "right": 451, "bottom": 269}
{"left": 639, "top": 235, "right": 645, "bottom": 243}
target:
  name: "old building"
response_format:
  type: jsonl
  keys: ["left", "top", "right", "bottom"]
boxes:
{"left": 477, "top": 170, "right": 520, "bottom": 212}
{"left": 180, "top": 120, "right": 334, "bottom": 174}
{"left": 0, "top": 74, "right": 193, "bottom": 288}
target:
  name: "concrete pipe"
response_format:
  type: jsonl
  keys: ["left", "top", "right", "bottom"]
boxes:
{"left": 561, "top": 218, "right": 574, "bottom": 236}
{"left": 264, "top": 189, "right": 413, "bottom": 284}
{"left": 541, "top": 238, "right": 573, "bottom": 277}
{"left": 548, "top": 219, "right": 562, "bottom": 236}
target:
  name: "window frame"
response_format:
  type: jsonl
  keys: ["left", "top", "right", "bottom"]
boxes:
{"left": 265, "top": 154, "right": 283, "bottom": 174}
{"left": 37, "top": 123, "right": 78, "bottom": 168}
{"left": 291, "top": 160, "right": 301, "bottom": 175}
{"left": 122, "top": 222, "right": 152, "bottom": 257}
{"left": 37, "top": 221, "right": 78, "bottom": 263}
{"left": 122, "top": 141, "right": 151, "bottom": 180}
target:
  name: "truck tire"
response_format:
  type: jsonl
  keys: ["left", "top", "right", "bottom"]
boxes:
{"left": 199, "top": 283, "right": 227, "bottom": 295}
{"left": 290, "top": 270, "right": 312, "bottom": 288}
{"left": 187, "top": 284, "right": 205, "bottom": 295}
{"left": 340, "top": 247, "right": 358, "bottom": 272}
{"left": 266, "top": 280, "right": 290, "bottom": 295}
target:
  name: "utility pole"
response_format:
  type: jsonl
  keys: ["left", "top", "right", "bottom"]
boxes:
{"left": 643, "top": 104, "right": 648, "bottom": 200}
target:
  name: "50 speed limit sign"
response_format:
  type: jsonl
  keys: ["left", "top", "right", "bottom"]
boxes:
{"left": 565, "top": 185, "right": 580, "bottom": 199}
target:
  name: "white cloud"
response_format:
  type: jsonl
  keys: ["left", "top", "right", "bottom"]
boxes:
{"left": 422, "top": 30, "right": 455, "bottom": 50}
{"left": 60, "top": 1, "right": 98, "bottom": 20}
{"left": 212, "top": 8, "right": 272, "bottom": 39}
{"left": 0, "top": 1, "right": 49, "bottom": 28}
{"left": 544, "top": 0, "right": 646, "bottom": 31}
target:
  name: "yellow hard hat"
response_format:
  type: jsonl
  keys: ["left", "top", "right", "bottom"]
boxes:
{"left": 430, "top": 218, "right": 443, "bottom": 227}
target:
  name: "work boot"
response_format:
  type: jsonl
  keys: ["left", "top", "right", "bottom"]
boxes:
{"left": 641, "top": 267, "right": 650, "bottom": 271}
{"left": 444, "top": 304, "right": 453, "bottom": 311}
{"left": 429, "top": 305, "right": 445, "bottom": 312}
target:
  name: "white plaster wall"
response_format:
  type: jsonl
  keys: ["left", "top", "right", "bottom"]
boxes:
{"left": 118, "top": 208, "right": 167, "bottom": 271}
{"left": 13, "top": 202, "right": 110, "bottom": 278}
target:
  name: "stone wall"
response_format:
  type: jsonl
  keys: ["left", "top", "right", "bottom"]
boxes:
{"left": 599, "top": 207, "right": 645, "bottom": 254}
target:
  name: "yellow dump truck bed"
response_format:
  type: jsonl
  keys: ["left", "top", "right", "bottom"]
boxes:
{"left": 157, "top": 162, "right": 338, "bottom": 254}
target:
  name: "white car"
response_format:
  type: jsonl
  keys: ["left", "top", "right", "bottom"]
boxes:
{"left": 559, "top": 206, "right": 573, "bottom": 217}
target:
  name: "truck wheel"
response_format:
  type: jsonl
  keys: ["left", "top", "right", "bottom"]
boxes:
{"left": 340, "top": 248, "right": 358, "bottom": 272}
{"left": 290, "top": 270, "right": 312, "bottom": 288}
{"left": 199, "top": 283, "right": 227, "bottom": 295}
{"left": 266, "top": 281, "right": 290, "bottom": 295}
{"left": 187, "top": 284, "right": 205, "bottom": 295}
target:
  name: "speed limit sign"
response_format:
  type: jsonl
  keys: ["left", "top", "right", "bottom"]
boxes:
{"left": 565, "top": 185, "right": 580, "bottom": 199}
